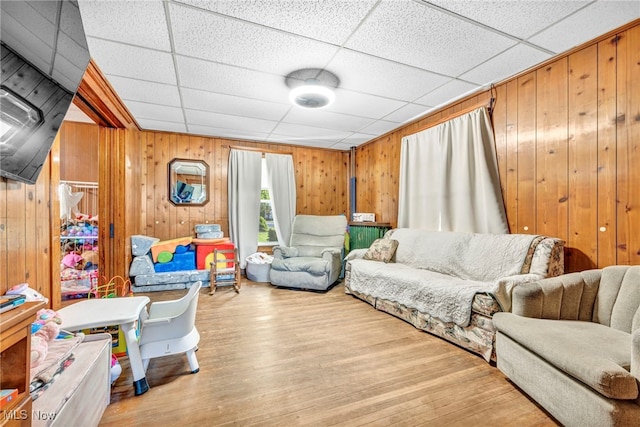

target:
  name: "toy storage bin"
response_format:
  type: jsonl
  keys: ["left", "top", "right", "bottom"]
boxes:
{"left": 246, "top": 253, "right": 272, "bottom": 282}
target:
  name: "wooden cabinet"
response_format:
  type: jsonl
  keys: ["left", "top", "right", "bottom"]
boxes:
{"left": 1, "top": 301, "right": 46, "bottom": 427}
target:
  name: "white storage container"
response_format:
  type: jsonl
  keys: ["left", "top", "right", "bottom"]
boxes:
{"left": 245, "top": 253, "right": 273, "bottom": 282}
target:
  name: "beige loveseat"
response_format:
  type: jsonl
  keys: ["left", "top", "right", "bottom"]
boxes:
{"left": 493, "top": 265, "right": 640, "bottom": 427}
{"left": 344, "top": 229, "right": 564, "bottom": 361}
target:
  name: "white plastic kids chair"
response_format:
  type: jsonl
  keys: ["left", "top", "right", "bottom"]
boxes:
{"left": 138, "top": 281, "right": 201, "bottom": 374}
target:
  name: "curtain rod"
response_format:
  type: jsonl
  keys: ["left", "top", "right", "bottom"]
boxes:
{"left": 226, "top": 145, "right": 293, "bottom": 155}
{"left": 411, "top": 101, "right": 492, "bottom": 135}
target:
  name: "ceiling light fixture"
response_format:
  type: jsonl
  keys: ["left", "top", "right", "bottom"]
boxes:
{"left": 285, "top": 68, "right": 340, "bottom": 109}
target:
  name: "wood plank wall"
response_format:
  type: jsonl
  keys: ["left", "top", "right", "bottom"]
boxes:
{"left": 59, "top": 123, "right": 99, "bottom": 183}
{"left": 354, "top": 22, "right": 640, "bottom": 272}
{"left": 103, "top": 129, "right": 349, "bottom": 280}
{"left": 0, "top": 137, "right": 58, "bottom": 303}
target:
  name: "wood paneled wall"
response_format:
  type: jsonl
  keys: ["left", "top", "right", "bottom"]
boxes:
{"left": 0, "top": 137, "right": 59, "bottom": 302}
{"left": 99, "top": 129, "right": 349, "bottom": 279}
{"left": 122, "top": 130, "right": 349, "bottom": 240}
{"left": 59, "top": 123, "right": 99, "bottom": 183}
{"left": 354, "top": 22, "right": 640, "bottom": 272}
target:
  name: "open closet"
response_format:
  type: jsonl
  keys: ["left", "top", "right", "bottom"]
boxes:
{"left": 59, "top": 107, "right": 100, "bottom": 300}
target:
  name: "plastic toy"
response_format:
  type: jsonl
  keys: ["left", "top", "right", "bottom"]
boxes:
{"left": 6, "top": 283, "right": 49, "bottom": 304}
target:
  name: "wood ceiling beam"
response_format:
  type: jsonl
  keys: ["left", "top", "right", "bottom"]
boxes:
{"left": 74, "top": 58, "right": 139, "bottom": 130}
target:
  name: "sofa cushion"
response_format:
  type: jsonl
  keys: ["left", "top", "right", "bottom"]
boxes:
{"left": 349, "top": 259, "right": 497, "bottom": 326}
{"left": 493, "top": 313, "right": 637, "bottom": 399}
{"left": 363, "top": 238, "right": 398, "bottom": 263}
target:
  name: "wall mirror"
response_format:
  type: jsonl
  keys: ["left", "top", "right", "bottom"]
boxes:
{"left": 168, "top": 158, "right": 209, "bottom": 206}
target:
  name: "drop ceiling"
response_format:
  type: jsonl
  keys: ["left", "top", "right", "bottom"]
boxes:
{"left": 75, "top": 0, "right": 639, "bottom": 150}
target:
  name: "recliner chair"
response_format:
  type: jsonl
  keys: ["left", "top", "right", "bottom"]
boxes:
{"left": 269, "top": 215, "right": 347, "bottom": 291}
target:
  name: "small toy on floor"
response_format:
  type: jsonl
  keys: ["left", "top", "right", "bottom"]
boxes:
{"left": 110, "top": 354, "right": 122, "bottom": 384}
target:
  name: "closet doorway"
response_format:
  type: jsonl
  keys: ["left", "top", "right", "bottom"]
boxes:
{"left": 59, "top": 103, "right": 100, "bottom": 302}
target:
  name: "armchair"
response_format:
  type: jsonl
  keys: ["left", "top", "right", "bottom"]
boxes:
{"left": 269, "top": 215, "right": 347, "bottom": 291}
{"left": 493, "top": 266, "right": 640, "bottom": 427}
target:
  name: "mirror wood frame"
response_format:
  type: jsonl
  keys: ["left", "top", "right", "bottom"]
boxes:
{"left": 168, "top": 158, "right": 210, "bottom": 206}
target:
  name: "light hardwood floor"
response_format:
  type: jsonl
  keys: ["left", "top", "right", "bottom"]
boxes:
{"left": 99, "top": 281, "right": 557, "bottom": 426}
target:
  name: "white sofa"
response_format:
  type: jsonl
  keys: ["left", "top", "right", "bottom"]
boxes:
{"left": 344, "top": 228, "right": 564, "bottom": 361}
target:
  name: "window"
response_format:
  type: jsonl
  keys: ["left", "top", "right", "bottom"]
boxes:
{"left": 258, "top": 158, "right": 277, "bottom": 245}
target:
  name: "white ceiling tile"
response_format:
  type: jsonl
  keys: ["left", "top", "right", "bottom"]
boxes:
{"left": 271, "top": 122, "right": 352, "bottom": 140}
{"left": 125, "top": 101, "right": 184, "bottom": 123}
{"left": 459, "top": 43, "right": 552, "bottom": 85}
{"left": 326, "top": 49, "right": 451, "bottom": 102}
{"left": 325, "top": 90, "right": 407, "bottom": 119}
{"left": 188, "top": 124, "right": 270, "bottom": 142}
{"left": 282, "top": 108, "right": 376, "bottom": 133}
{"left": 78, "top": 0, "right": 170, "bottom": 51}
{"left": 427, "top": 0, "right": 590, "bottom": 40}
{"left": 185, "top": 110, "right": 278, "bottom": 134}
{"left": 181, "top": 88, "right": 290, "bottom": 121}
{"left": 329, "top": 142, "right": 356, "bottom": 150}
{"left": 414, "top": 80, "right": 480, "bottom": 108}
{"left": 175, "top": 0, "right": 378, "bottom": 45}
{"left": 26, "top": 1, "right": 59, "bottom": 24}
{"left": 51, "top": 53, "right": 84, "bottom": 92}
{"left": 0, "top": 3, "right": 56, "bottom": 73}
{"left": 1, "top": 1, "right": 56, "bottom": 47}
{"left": 60, "top": 1, "right": 88, "bottom": 48}
{"left": 357, "top": 120, "right": 402, "bottom": 136}
{"left": 345, "top": 0, "right": 516, "bottom": 76}
{"left": 340, "top": 133, "right": 377, "bottom": 146}
{"left": 137, "top": 118, "right": 186, "bottom": 134}
{"left": 108, "top": 76, "right": 181, "bottom": 107}
{"left": 177, "top": 56, "right": 288, "bottom": 104}
{"left": 383, "top": 103, "right": 432, "bottom": 123}
{"left": 169, "top": 3, "right": 339, "bottom": 75}
{"left": 0, "top": 15, "right": 53, "bottom": 75}
{"left": 88, "top": 38, "right": 177, "bottom": 84}
{"left": 70, "top": 0, "right": 636, "bottom": 149}
{"left": 528, "top": 1, "right": 640, "bottom": 54}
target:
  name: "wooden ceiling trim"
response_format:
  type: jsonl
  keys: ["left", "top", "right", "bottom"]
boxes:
{"left": 75, "top": 59, "right": 139, "bottom": 130}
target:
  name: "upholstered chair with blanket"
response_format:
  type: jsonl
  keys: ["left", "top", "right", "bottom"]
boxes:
{"left": 269, "top": 215, "right": 347, "bottom": 291}
{"left": 493, "top": 265, "right": 640, "bottom": 427}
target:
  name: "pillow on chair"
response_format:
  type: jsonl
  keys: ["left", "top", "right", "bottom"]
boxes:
{"left": 363, "top": 239, "right": 399, "bottom": 263}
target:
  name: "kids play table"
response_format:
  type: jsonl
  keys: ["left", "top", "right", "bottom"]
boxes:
{"left": 58, "top": 296, "right": 151, "bottom": 395}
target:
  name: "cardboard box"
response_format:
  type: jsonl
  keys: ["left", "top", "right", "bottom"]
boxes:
{"left": 352, "top": 213, "right": 375, "bottom": 222}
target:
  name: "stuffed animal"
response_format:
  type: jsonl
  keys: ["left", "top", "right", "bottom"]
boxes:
{"left": 31, "top": 335, "right": 49, "bottom": 368}
{"left": 30, "top": 308, "right": 62, "bottom": 369}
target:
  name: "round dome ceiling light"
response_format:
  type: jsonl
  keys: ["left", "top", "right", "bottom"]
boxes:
{"left": 289, "top": 79, "right": 335, "bottom": 109}
{"left": 285, "top": 68, "right": 340, "bottom": 110}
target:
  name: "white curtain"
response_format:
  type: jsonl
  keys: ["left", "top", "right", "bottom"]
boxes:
{"left": 398, "top": 107, "right": 508, "bottom": 234}
{"left": 228, "top": 149, "right": 262, "bottom": 268}
{"left": 265, "top": 153, "right": 297, "bottom": 246}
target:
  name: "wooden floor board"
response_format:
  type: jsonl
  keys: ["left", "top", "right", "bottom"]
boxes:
{"left": 99, "top": 281, "right": 557, "bottom": 426}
